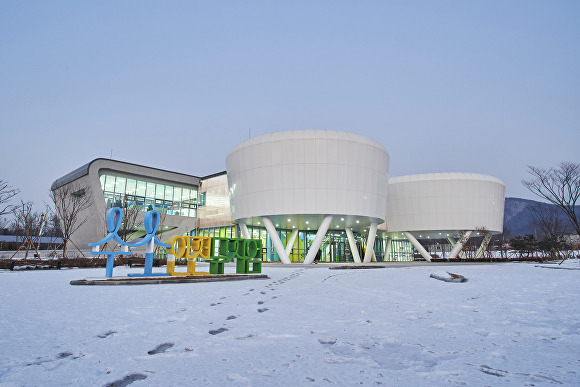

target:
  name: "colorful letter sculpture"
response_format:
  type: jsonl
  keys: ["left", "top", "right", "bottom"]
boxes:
{"left": 88, "top": 207, "right": 170, "bottom": 278}
{"left": 211, "top": 238, "right": 263, "bottom": 274}
{"left": 89, "top": 207, "right": 264, "bottom": 278}
{"left": 165, "top": 236, "right": 211, "bottom": 276}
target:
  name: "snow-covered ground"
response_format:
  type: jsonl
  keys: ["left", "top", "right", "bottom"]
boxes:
{"left": 1, "top": 261, "right": 579, "bottom": 386}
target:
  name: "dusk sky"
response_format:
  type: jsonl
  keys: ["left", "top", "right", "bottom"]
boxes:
{"left": 1, "top": 1, "right": 579, "bottom": 210}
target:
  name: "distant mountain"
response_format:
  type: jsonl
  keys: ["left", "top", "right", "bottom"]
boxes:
{"left": 503, "top": 197, "right": 576, "bottom": 238}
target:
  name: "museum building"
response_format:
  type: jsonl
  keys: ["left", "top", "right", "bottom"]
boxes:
{"left": 51, "top": 130, "right": 505, "bottom": 263}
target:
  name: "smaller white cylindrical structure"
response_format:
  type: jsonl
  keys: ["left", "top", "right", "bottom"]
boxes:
{"left": 303, "top": 215, "right": 333, "bottom": 264}
{"left": 262, "top": 217, "right": 291, "bottom": 264}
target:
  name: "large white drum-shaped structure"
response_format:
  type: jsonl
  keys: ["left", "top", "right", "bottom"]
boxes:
{"left": 226, "top": 130, "right": 389, "bottom": 264}
{"left": 386, "top": 173, "right": 505, "bottom": 260}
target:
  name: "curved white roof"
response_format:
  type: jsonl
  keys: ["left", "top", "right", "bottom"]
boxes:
{"left": 390, "top": 172, "right": 504, "bottom": 185}
{"left": 228, "top": 129, "right": 386, "bottom": 156}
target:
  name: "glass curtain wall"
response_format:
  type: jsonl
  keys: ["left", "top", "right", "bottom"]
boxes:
{"left": 100, "top": 174, "right": 198, "bottom": 217}
{"left": 387, "top": 239, "right": 414, "bottom": 261}
{"left": 193, "top": 226, "right": 397, "bottom": 262}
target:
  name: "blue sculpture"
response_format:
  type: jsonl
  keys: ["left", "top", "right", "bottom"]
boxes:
{"left": 88, "top": 207, "right": 170, "bottom": 278}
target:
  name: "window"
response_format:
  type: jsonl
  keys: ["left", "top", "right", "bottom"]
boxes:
{"left": 99, "top": 173, "right": 198, "bottom": 217}
{"left": 126, "top": 179, "right": 137, "bottom": 195}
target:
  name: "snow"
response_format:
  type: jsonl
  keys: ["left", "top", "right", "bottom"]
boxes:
{"left": 1, "top": 261, "right": 579, "bottom": 386}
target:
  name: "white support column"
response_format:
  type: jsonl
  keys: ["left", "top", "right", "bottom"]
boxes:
{"left": 261, "top": 217, "right": 291, "bottom": 264}
{"left": 385, "top": 237, "right": 392, "bottom": 262}
{"left": 363, "top": 222, "right": 378, "bottom": 263}
{"left": 447, "top": 237, "right": 466, "bottom": 259}
{"left": 345, "top": 228, "right": 362, "bottom": 263}
{"left": 403, "top": 232, "right": 432, "bottom": 262}
{"left": 303, "top": 215, "right": 333, "bottom": 264}
{"left": 284, "top": 229, "right": 299, "bottom": 257}
{"left": 448, "top": 231, "right": 473, "bottom": 259}
{"left": 447, "top": 237, "right": 465, "bottom": 261}
{"left": 239, "top": 223, "right": 250, "bottom": 239}
{"left": 476, "top": 231, "right": 492, "bottom": 258}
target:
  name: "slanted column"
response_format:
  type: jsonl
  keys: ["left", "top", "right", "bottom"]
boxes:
{"left": 403, "top": 232, "right": 432, "bottom": 262}
{"left": 475, "top": 231, "right": 492, "bottom": 258}
{"left": 363, "top": 222, "right": 378, "bottom": 263}
{"left": 284, "top": 229, "right": 299, "bottom": 257}
{"left": 345, "top": 228, "right": 362, "bottom": 263}
{"left": 239, "top": 223, "right": 251, "bottom": 239}
{"left": 448, "top": 231, "right": 473, "bottom": 259}
{"left": 261, "top": 217, "right": 291, "bottom": 264}
{"left": 447, "top": 237, "right": 466, "bottom": 259}
{"left": 303, "top": 215, "right": 333, "bottom": 264}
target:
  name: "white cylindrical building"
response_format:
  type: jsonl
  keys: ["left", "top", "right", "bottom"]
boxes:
{"left": 226, "top": 130, "right": 390, "bottom": 264}
{"left": 386, "top": 173, "right": 505, "bottom": 260}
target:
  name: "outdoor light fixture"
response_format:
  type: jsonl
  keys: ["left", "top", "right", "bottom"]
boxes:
{"left": 341, "top": 218, "right": 344, "bottom": 221}
{"left": 287, "top": 218, "right": 291, "bottom": 222}
{"left": 305, "top": 221, "right": 309, "bottom": 224}
{"left": 356, "top": 220, "right": 359, "bottom": 224}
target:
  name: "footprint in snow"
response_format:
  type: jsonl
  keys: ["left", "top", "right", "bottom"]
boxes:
{"left": 106, "top": 373, "right": 148, "bottom": 387}
{"left": 148, "top": 342, "right": 174, "bottom": 355}
{"left": 97, "top": 330, "right": 116, "bottom": 339}
{"left": 226, "top": 315, "right": 238, "bottom": 320}
{"left": 257, "top": 308, "right": 269, "bottom": 313}
{"left": 209, "top": 327, "right": 229, "bottom": 335}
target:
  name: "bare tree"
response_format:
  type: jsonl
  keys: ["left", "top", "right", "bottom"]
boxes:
{"left": 530, "top": 202, "right": 567, "bottom": 240}
{"left": 10, "top": 200, "right": 41, "bottom": 259}
{"left": 523, "top": 162, "right": 580, "bottom": 238}
{"left": 50, "top": 184, "right": 92, "bottom": 257}
{"left": 0, "top": 180, "right": 19, "bottom": 217}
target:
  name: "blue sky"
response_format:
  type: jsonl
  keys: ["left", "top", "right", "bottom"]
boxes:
{"left": 1, "top": 1, "right": 579, "bottom": 209}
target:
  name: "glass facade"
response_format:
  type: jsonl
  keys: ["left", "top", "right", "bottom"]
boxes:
{"left": 99, "top": 174, "right": 198, "bottom": 217}
{"left": 193, "top": 225, "right": 388, "bottom": 263}
{"left": 387, "top": 239, "right": 414, "bottom": 261}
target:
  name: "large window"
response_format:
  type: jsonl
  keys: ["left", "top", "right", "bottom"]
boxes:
{"left": 99, "top": 174, "right": 198, "bottom": 217}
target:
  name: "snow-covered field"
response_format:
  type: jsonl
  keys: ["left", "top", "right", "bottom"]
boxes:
{"left": 1, "top": 261, "right": 579, "bottom": 386}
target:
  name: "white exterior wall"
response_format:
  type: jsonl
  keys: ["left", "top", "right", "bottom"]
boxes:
{"left": 226, "top": 130, "right": 389, "bottom": 229}
{"left": 387, "top": 173, "right": 505, "bottom": 234}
